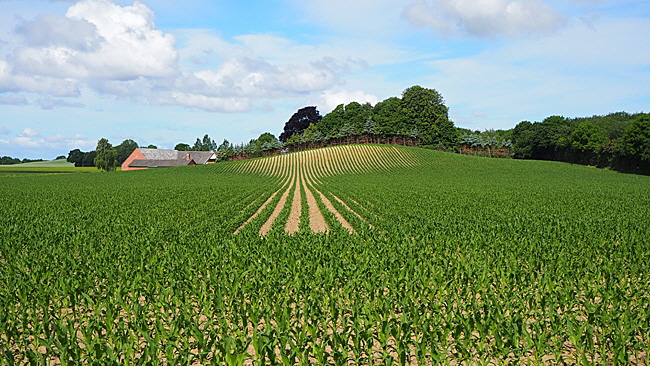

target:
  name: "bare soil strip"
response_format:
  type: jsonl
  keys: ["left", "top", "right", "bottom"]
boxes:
{"left": 234, "top": 145, "right": 419, "bottom": 235}
{"left": 302, "top": 176, "right": 328, "bottom": 233}
{"left": 259, "top": 177, "right": 295, "bottom": 235}
{"left": 330, "top": 193, "right": 373, "bottom": 228}
{"left": 233, "top": 178, "right": 290, "bottom": 234}
{"left": 303, "top": 174, "right": 355, "bottom": 234}
{"left": 314, "top": 188, "right": 356, "bottom": 234}
{"left": 284, "top": 177, "right": 302, "bottom": 234}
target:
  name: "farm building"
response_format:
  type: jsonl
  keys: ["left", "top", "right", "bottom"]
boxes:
{"left": 121, "top": 148, "right": 217, "bottom": 171}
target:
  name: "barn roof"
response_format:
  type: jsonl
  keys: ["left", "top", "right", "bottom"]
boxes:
{"left": 137, "top": 148, "right": 215, "bottom": 163}
{"left": 138, "top": 148, "right": 180, "bottom": 160}
{"left": 183, "top": 151, "right": 215, "bottom": 164}
{"left": 129, "top": 159, "right": 195, "bottom": 168}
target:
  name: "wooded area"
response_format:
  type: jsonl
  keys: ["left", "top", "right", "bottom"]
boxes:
{"left": 511, "top": 112, "right": 650, "bottom": 174}
{"left": 5, "top": 85, "right": 648, "bottom": 175}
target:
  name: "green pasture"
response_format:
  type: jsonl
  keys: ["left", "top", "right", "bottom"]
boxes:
{"left": 1, "top": 146, "right": 648, "bottom": 365}
{"left": 0, "top": 161, "right": 102, "bottom": 177}
{"left": 11, "top": 159, "right": 75, "bottom": 168}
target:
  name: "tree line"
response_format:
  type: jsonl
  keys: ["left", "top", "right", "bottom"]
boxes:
{"left": 510, "top": 112, "right": 650, "bottom": 174}
{"left": 1, "top": 157, "right": 46, "bottom": 165}
{"left": 57, "top": 84, "right": 648, "bottom": 174}
{"left": 66, "top": 139, "right": 143, "bottom": 168}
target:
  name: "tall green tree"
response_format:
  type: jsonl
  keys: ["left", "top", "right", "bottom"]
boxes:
{"left": 216, "top": 139, "right": 235, "bottom": 161}
{"left": 373, "top": 97, "right": 407, "bottom": 136}
{"left": 570, "top": 123, "right": 607, "bottom": 152}
{"left": 400, "top": 86, "right": 455, "bottom": 146}
{"left": 317, "top": 104, "right": 345, "bottom": 138}
{"left": 192, "top": 134, "right": 217, "bottom": 151}
{"left": 94, "top": 138, "right": 117, "bottom": 172}
{"left": 617, "top": 114, "right": 650, "bottom": 172}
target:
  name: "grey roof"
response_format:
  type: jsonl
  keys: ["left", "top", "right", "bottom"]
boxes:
{"left": 129, "top": 159, "right": 194, "bottom": 168}
{"left": 182, "top": 151, "right": 215, "bottom": 164}
{"left": 139, "top": 148, "right": 180, "bottom": 160}
{"left": 135, "top": 148, "right": 216, "bottom": 166}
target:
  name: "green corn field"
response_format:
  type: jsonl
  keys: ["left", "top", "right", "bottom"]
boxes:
{"left": 1, "top": 145, "right": 649, "bottom": 365}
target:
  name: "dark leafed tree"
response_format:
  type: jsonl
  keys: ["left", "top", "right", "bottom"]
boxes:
{"left": 67, "top": 149, "right": 85, "bottom": 167}
{"left": 82, "top": 151, "right": 97, "bottom": 167}
{"left": 175, "top": 143, "right": 191, "bottom": 151}
{"left": 116, "top": 139, "right": 138, "bottom": 165}
{"left": 279, "top": 106, "right": 322, "bottom": 143}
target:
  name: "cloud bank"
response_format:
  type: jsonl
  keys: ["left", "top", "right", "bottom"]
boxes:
{"left": 1, "top": 0, "right": 363, "bottom": 113}
{"left": 403, "top": 0, "right": 565, "bottom": 37}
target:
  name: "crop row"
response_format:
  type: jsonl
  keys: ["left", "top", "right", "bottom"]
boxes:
{"left": 232, "top": 145, "right": 417, "bottom": 235}
{"left": 1, "top": 147, "right": 649, "bottom": 364}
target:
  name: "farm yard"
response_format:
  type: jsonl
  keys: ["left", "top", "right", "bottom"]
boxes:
{"left": 1, "top": 145, "right": 649, "bottom": 365}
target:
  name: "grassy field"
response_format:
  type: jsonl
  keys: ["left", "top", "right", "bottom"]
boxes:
{"left": 0, "top": 159, "right": 101, "bottom": 177}
{"left": 1, "top": 145, "right": 648, "bottom": 365}
{"left": 9, "top": 159, "right": 75, "bottom": 168}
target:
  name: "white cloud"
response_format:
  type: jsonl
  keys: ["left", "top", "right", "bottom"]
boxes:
{"left": 16, "top": 12, "right": 101, "bottom": 51}
{"left": 192, "top": 57, "right": 339, "bottom": 98}
{"left": 13, "top": 136, "right": 42, "bottom": 148}
{"left": 3, "top": 1, "right": 388, "bottom": 114}
{"left": 0, "top": 60, "right": 81, "bottom": 96}
{"left": 20, "top": 127, "right": 40, "bottom": 137}
{"left": 403, "top": 0, "right": 565, "bottom": 38}
{"left": 12, "top": 0, "right": 178, "bottom": 80}
{"left": 45, "top": 134, "right": 67, "bottom": 143}
{"left": 154, "top": 92, "right": 252, "bottom": 113}
{"left": 313, "top": 90, "right": 379, "bottom": 113}
{"left": 0, "top": 126, "right": 11, "bottom": 135}
{"left": 1, "top": 132, "right": 97, "bottom": 152}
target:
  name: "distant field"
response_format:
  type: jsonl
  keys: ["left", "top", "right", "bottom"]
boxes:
{"left": 0, "top": 159, "right": 100, "bottom": 176}
{"left": 1, "top": 145, "right": 648, "bottom": 365}
{"left": 6, "top": 158, "right": 74, "bottom": 167}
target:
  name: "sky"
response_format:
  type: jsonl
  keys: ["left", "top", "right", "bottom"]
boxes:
{"left": 0, "top": 0, "right": 649, "bottom": 159}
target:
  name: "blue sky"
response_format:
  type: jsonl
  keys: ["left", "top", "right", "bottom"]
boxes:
{"left": 1, "top": 0, "right": 649, "bottom": 159}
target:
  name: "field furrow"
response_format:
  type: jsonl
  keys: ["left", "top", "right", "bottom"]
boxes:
{"left": 2, "top": 144, "right": 649, "bottom": 365}
{"left": 232, "top": 145, "right": 416, "bottom": 234}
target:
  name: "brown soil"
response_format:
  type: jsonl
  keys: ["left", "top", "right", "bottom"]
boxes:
{"left": 259, "top": 176, "right": 295, "bottom": 235}
{"left": 330, "top": 193, "right": 373, "bottom": 228}
{"left": 302, "top": 175, "right": 328, "bottom": 233}
{"left": 284, "top": 178, "right": 302, "bottom": 234}
{"left": 233, "top": 180, "right": 288, "bottom": 234}
{"left": 307, "top": 176, "right": 355, "bottom": 234}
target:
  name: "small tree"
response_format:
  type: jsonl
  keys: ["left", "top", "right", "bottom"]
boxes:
{"left": 94, "top": 138, "right": 117, "bottom": 172}
{"left": 216, "top": 139, "right": 235, "bottom": 161}
{"left": 175, "top": 143, "right": 191, "bottom": 151}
